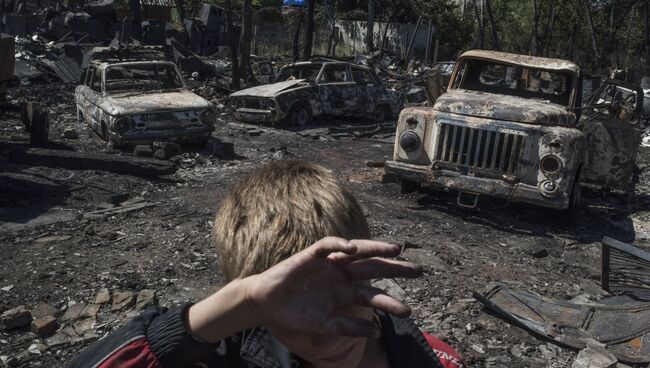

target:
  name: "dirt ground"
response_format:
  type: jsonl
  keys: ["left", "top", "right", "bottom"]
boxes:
{"left": 1, "top": 81, "right": 650, "bottom": 367}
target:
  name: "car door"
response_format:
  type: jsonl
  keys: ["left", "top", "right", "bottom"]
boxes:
{"left": 317, "top": 63, "right": 358, "bottom": 116}
{"left": 578, "top": 79, "right": 643, "bottom": 191}
{"left": 351, "top": 67, "right": 380, "bottom": 116}
{"left": 78, "top": 67, "right": 105, "bottom": 133}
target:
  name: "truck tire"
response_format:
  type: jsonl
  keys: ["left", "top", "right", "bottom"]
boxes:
{"left": 290, "top": 103, "right": 312, "bottom": 127}
{"left": 400, "top": 180, "right": 420, "bottom": 194}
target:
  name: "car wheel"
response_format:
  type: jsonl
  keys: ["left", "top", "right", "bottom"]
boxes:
{"left": 290, "top": 103, "right": 312, "bottom": 127}
{"left": 400, "top": 180, "right": 420, "bottom": 194}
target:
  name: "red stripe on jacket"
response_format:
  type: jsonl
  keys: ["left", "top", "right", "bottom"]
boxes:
{"left": 99, "top": 339, "right": 160, "bottom": 368}
{"left": 423, "top": 332, "right": 466, "bottom": 368}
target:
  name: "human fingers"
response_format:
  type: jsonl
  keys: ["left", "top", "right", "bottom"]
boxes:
{"left": 321, "top": 316, "right": 380, "bottom": 338}
{"left": 343, "top": 258, "right": 423, "bottom": 280}
{"left": 330, "top": 284, "right": 411, "bottom": 318}
{"left": 328, "top": 239, "right": 401, "bottom": 263}
{"left": 313, "top": 237, "right": 357, "bottom": 258}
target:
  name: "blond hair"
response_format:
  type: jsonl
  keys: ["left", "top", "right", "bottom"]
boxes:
{"left": 213, "top": 161, "right": 370, "bottom": 280}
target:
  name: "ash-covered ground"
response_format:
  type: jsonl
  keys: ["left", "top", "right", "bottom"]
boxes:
{"left": 2, "top": 82, "right": 650, "bottom": 367}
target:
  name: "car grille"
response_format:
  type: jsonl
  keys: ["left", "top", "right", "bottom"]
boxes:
{"left": 243, "top": 99, "right": 262, "bottom": 109}
{"left": 434, "top": 122, "right": 527, "bottom": 174}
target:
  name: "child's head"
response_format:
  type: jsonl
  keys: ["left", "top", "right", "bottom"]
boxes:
{"left": 213, "top": 160, "right": 370, "bottom": 281}
{"left": 213, "top": 161, "right": 374, "bottom": 368}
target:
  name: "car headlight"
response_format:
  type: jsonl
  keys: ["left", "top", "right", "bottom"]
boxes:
{"left": 540, "top": 154, "right": 562, "bottom": 174}
{"left": 201, "top": 110, "right": 217, "bottom": 125}
{"left": 113, "top": 117, "right": 132, "bottom": 133}
{"left": 399, "top": 131, "right": 421, "bottom": 152}
{"left": 233, "top": 99, "right": 243, "bottom": 109}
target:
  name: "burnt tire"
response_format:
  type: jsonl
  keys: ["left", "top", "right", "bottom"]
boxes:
{"left": 400, "top": 180, "right": 420, "bottom": 194}
{"left": 290, "top": 103, "right": 312, "bottom": 127}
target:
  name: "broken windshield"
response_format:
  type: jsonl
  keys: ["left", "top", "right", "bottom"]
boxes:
{"left": 455, "top": 59, "right": 574, "bottom": 106}
{"left": 104, "top": 64, "right": 184, "bottom": 95}
{"left": 275, "top": 64, "right": 322, "bottom": 82}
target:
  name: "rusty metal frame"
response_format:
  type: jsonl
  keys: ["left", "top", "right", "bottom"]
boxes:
{"left": 601, "top": 237, "right": 650, "bottom": 300}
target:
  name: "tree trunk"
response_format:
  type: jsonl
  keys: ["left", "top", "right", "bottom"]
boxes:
{"left": 303, "top": 0, "right": 315, "bottom": 60}
{"left": 225, "top": 0, "right": 240, "bottom": 90}
{"left": 324, "top": 0, "right": 337, "bottom": 56}
{"left": 471, "top": 0, "right": 484, "bottom": 49}
{"left": 532, "top": 0, "right": 541, "bottom": 55}
{"left": 584, "top": 0, "right": 601, "bottom": 60}
{"left": 366, "top": 0, "right": 375, "bottom": 52}
{"left": 293, "top": 11, "right": 303, "bottom": 61}
{"left": 239, "top": 0, "right": 254, "bottom": 80}
{"left": 645, "top": 0, "right": 650, "bottom": 61}
{"left": 484, "top": 0, "right": 500, "bottom": 50}
{"left": 542, "top": 0, "right": 558, "bottom": 56}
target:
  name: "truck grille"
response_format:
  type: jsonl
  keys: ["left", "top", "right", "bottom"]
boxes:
{"left": 434, "top": 123, "right": 526, "bottom": 174}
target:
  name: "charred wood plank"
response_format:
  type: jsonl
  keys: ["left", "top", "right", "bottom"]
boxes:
{"left": 1, "top": 145, "right": 176, "bottom": 177}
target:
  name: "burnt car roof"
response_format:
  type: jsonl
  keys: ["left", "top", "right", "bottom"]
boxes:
{"left": 90, "top": 60, "right": 178, "bottom": 69}
{"left": 88, "top": 45, "right": 171, "bottom": 68}
{"left": 459, "top": 50, "right": 580, "bottom": 75}
{"left": 282, "top": 61, "right": 372, "bottom": 71}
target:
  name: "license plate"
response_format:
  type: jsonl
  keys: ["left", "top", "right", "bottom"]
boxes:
{"left": 240, "top": 112, "right": 266, "bottom": 122}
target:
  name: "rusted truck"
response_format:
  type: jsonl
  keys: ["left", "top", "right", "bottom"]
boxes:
{"left": 386, "top": 50, "right": 643, "bottom": 210}
{"left": 229, "top": 61, "right": 403, "bottom": 126}
{"left": 75, "top": 46, "right": 216, "bottom": 147}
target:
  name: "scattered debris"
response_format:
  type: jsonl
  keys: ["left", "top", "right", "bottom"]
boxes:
{"left": 601, "top": 237, "right": 650, "bottom": 301}
{"left": 474, "top": 283, "right": 650, "bottom": 364}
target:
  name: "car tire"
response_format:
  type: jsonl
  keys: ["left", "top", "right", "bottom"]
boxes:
{"left": 290, "top": 103, "right": 312, "bottom": 127}
{"left": 400, "top": 180, "right": 420, "bottom": 194}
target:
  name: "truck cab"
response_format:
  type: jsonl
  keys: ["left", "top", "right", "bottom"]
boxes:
{"left": 385, "top": 50, "right": 643, "bottom": 210}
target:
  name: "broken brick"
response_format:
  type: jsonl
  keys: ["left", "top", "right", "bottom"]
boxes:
{"left": 1, "top": 306, "right": 32, "bottom": 331}
{"left": 31, "top": 315, "right": 58, "bottom": 337}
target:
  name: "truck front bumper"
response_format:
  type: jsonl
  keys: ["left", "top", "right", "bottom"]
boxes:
{"left": 385, "top": 160, "right": 570, "bottom": 210}
{"left": 233, "top": 108, "right": 285, "bottom": 124}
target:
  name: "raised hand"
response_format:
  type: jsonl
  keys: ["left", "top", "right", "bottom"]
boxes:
{"left": 243, "top": 237, "right": 422, "bottom": 338}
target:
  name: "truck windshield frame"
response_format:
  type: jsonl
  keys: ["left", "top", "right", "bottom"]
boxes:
{"left": 454, "top": 59, "right": 574, "bottom": 106}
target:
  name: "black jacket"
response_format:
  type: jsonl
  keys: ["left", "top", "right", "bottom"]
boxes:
{"left": 67, "top": 304, "right": 447, "bottom": 368}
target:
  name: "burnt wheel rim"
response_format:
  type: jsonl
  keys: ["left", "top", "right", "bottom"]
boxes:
{"left": 297, "top": 109, "right": 309, "bottom": 126}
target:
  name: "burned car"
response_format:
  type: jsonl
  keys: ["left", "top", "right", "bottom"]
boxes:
{"left": 75, "top": 47, "right": 216, "bottom": 147}
{"left": 229, "top": 61, "right": 403, "bottom": 126}
{"left": 386, "top": 50, "right": 643, "bottom": 210}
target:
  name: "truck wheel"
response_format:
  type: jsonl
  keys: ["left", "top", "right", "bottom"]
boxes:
{"left": 400, "top": 180, "right": 420, "bottom": 194}
{"left": 290, "top": 103, "right": 312, "bottom": 127}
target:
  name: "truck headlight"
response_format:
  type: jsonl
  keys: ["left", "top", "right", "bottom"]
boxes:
{"left": 201, "top": 110, "right": 217, "bottom": 125}
{"left": 540, "top": 154, "right": 562, "bottom": 174}
{"left": 113, "top": 117, "right": 132, "bottom": 133}
{"left": 400, "top": 131, "right": 421, "bottom": 152}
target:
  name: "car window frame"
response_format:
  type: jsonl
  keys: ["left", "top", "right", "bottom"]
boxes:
{"left": 317, "top": 63, "right": 352, "bottom": 84}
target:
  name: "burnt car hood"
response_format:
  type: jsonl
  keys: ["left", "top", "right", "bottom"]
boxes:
{"left": 230, "top": 79, "right": 309, "bottom": 98}
{"left": 103, "top": 90, "right": 210, "bottom": 116}
{"left": 434, "top": 89, "right": 575, "bottom": 126}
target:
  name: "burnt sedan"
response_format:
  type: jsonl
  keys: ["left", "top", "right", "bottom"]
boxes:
{"left": 229, "top": 61, "right": 403, "bottom": 126}
{"left": 75, "top": 58, "right": 216, "bottom": 147}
